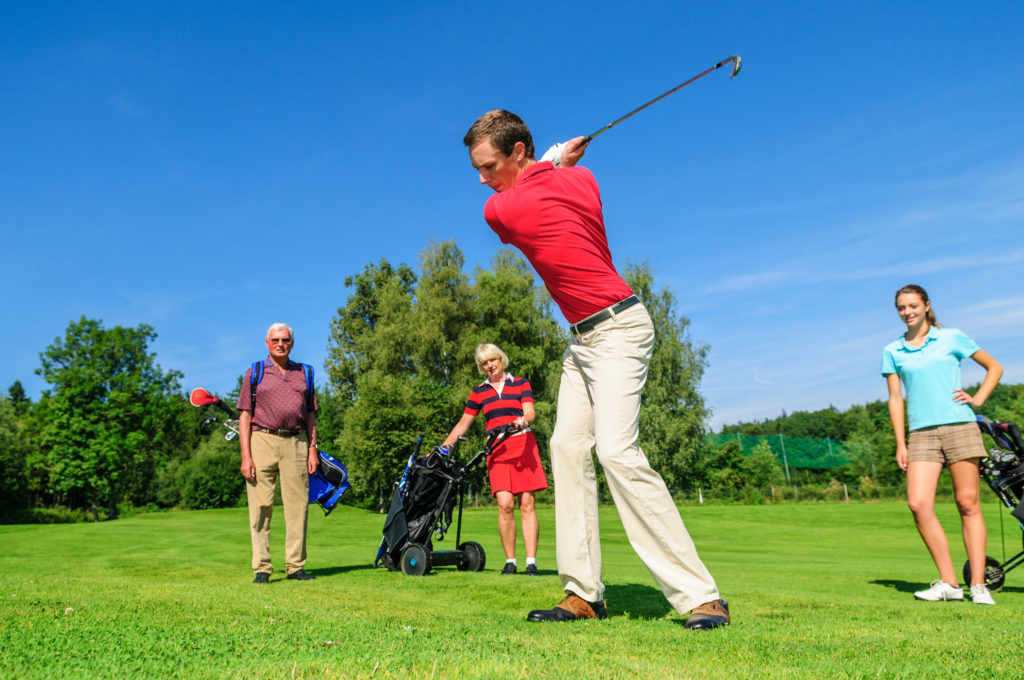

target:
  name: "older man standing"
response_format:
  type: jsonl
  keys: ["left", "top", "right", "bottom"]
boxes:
{"left": 463, "top": 110, "right": 729, "bottom": 629}
{"left": 238, "top": 323, "right": 318, "bottom": 584}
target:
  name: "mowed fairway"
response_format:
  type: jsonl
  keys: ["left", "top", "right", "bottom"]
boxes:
{"left": 2, "top": 501, "right": 1021, "bottom": 679}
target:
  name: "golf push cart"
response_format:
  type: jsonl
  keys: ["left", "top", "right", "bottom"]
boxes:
{"left": 188, "top": 387, "right": 351, "bottom": 514}
{"left": 375, "top": 425, "right": 517, "bottom": 576}
{"left": 971, "top": 415, "right": 1024, "bottom": 590}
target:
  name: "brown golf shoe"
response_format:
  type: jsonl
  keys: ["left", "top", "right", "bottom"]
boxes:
{"left": 527, "top": 592, "right": 608, "bottom": 622}
{"left": 684, "top": 598, "right": 730, "bottom": 630}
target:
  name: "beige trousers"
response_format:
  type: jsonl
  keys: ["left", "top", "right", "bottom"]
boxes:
{"left": 550, "top": 303, "right": 719, "bottom": 614}
{"left": 246, "top": 430, "right": 309, "bottom": 575}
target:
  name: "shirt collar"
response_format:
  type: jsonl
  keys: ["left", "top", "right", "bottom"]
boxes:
{"left": 898, "top": 325, "right": 939, "bottom": 352}
{"left": 514, "top": 161, "right": 554, "bottom": 187}
{"left": 265, "top": 357, "right": 301, "bottom": 370}
{"left": 478, "top": 373, "right": 515, "bottom": 387}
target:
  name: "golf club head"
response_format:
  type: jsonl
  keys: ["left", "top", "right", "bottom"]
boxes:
{"left": 189, "top": 387, "right": 220, "bottom": 407}
{"left": 730, "top": 55, "right": 742, "bottom": 79}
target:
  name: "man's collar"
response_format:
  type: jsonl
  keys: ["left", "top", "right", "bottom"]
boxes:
{"left": 515, "top": 161, "right": 553, "bottom": 186}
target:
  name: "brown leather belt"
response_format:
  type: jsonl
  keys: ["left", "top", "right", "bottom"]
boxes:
{"left": 569, "top": 295, "right": 642, "bottom": 336}
{"left": 257, "top": 427, "right": 304, "bottom": 437}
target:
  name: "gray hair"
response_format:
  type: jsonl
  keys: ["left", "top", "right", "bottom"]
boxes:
{"left": 265, "top": 323, "right": 294, "bottom": 341}
{"left": 474, "top": 343, "right": 509, "bottom": 374}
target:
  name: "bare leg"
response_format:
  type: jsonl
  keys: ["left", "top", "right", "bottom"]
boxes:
{"left": 906, "top": 460, "right": 957, "bottom": 585}
{"left": 518, "top": 491, "right": 539, "bottom": 559}
{"left": 495, "top": 490, "right": 517, "bottom": 560}
{"left": 949, "top": 459, "right": 987, "bottom": 585}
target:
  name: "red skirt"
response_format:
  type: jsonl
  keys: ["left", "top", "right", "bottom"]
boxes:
{"left": 487, "top": 431, "right": 548, "bottom": 495}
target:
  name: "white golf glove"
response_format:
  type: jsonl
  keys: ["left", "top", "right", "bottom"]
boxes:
{"left": 540, "top": 142, "right": 564, "bottom": 167}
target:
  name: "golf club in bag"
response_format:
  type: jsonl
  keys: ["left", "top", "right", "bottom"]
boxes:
{"left": 189, "top": 387, "right": 351, "bottom": 515}
{"left": 970, "top": 415, "right": 1024, "bottom": 590}
{"left": 375, "top": 425, "right": 517, "bottom": 576}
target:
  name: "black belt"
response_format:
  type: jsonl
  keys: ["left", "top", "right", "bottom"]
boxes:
{"left": 569, "top": 295, "right": 642, "bottom": 336}
{"left": 257, "top": 427, "right": 304, "bottom": 437}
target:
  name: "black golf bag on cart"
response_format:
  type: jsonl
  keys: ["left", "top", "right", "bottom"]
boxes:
{"left": 971, "top": 415, "right": 1024, "bottom": 589}
{"left": 374, "top": 426, "right": 514, "bottom": 576}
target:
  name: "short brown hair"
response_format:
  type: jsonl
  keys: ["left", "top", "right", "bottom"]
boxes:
{"left": 463, "top": 110, "right": 535, "bottom": 159}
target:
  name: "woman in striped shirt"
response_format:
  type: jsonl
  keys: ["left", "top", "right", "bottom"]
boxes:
{"left": 443, "top": 344, "right": 549, "bottom": 575}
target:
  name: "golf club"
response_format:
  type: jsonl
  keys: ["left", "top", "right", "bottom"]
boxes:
{"left": 580, "top": 55, "right": 742, "bottom": 145}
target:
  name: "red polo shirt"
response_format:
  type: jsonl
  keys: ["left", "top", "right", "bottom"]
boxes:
{"left": 483, "top": 161, "right": 634, "bottom": 324}
{"left": 464, "top": 374, "right": 534, "bottom": 434}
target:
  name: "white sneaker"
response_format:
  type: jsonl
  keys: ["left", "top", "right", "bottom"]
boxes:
{"left": 913, "top": 580, "right": 964, "bottom": 601}
{"left": 970, "top": 584, "right": 995, "bottom": 605}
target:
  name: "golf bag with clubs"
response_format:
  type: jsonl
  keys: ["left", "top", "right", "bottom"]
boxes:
{"left": 971, "top": 415, "right": 1024, "bottom": 589}
{"left": 189, "top": 387, "right": 350, "bottom": 515}
{"left": 374, "top": 426, "right": 515, "bottom": 576}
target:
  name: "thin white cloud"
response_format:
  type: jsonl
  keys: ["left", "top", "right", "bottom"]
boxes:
{"left": 710, "top": 249, "right": 1024, "bottom": 293}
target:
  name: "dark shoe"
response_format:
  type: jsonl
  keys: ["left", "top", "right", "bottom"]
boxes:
{"left": 527, "top": 593, "right": 608, "bottom": 622}
{"left": 684, "top": 598, "right": 730, "bottom": 630}
{"left": 252, "top": 572, "right": 270, "bottom": 584}
{"left": 501, "top": 562, "right": 517, "bottom": 575}
{"left": 525, "top": 563, "right": 539, "bottom": 576}
{"left": 286, "top": 569, "right": 315, "bottom": 581}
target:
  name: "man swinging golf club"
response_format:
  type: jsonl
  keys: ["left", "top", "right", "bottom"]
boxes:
{"left": 463, "top": 110, "right": 729, "bottom": 629}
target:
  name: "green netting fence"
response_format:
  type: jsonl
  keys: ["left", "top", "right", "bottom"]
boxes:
{"left": 705, "top": 433, "right": 871, "bottom": 470}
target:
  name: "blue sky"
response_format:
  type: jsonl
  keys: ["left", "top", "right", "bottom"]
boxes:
{"left": 2, "top": 1, "right": 1022, "bottom": 429}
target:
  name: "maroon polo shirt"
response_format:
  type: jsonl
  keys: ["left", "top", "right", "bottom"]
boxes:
{"left": 483, "top": 161, "right": 634, "bottom": 323}
{"left": 237, "top": 358, "right": 317, "bottom": 431}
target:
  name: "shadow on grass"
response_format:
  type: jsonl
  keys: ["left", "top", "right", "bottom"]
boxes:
{"left": 605, "top": 583, "right": 674, "bottom": 620}
{"left": 310, "top": 563, "right": 383, "bottom": 577}
{"left": 871, "top": 578, "right": 1024, "bottom": 595}
{"left": 869, "top": 579, "right": 921, "bottom": 594}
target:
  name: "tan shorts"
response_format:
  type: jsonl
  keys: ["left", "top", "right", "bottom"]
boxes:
{"left": 907, "top": 421, "right": 987, "bottom": 466}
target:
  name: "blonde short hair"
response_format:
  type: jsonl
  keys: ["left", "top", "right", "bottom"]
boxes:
{"left": 474, "top": 343, "right": 509, "bottom": 374}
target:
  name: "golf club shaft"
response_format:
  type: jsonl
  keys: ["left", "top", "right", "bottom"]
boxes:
{"left": 581, "top": 55, "right": 741, "bottom": 145}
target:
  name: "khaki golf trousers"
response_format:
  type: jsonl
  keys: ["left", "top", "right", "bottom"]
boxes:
{"left": 246, "top": 430, "right": 309, "bottom": 575}
{"left": 550, "top": 303, "right": 719, "bottom": 614}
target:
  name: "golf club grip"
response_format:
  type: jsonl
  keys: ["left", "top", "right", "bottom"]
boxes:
{"left": 214, "top": 398, "right": 238, "bottom": 418}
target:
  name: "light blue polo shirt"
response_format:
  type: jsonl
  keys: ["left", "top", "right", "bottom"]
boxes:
{"left": 881, "top": 326, "right": 980, "bottom": 431}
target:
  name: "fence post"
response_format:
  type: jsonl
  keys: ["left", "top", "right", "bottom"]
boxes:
{"left": 779, "top": 433, "right": 791, "bottom": 483}
{"left": 843, "top": 484, "right": 849, "bottom": 502}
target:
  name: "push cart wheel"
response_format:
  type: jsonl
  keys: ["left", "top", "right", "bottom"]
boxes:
{"left": 457, "top": 541, "right": 486, "bottom": 572}
{"left": 962, "top": 556, "right": 1005, "bottom": 591}
{"left": 401, "top": 543, "right": 432, "bottom": 576}
{"left": 381, "top": 550, "right": 398, "bottom": 572}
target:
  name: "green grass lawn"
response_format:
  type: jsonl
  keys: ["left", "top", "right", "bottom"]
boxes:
{"left": 2, "top": 500, "right": 1022, "bottom": 679}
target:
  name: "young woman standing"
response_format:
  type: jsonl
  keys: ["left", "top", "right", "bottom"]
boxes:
{"left": 882, "top": 284, "right": 1002, "bottom": 604}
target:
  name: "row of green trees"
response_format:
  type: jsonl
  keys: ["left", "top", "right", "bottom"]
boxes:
{"left": 5, "top": 239, "right": 1021, "bottom": 521}
{"left": 0, "top": 319, "right": 200, "bottom": 522}
{"left": 0, "top": 241, "right": 713, "bottom": 520}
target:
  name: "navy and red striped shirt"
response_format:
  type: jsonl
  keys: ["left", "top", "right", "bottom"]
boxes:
{"left": 464, "top": 374, "right": 534, "bottom": 433}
